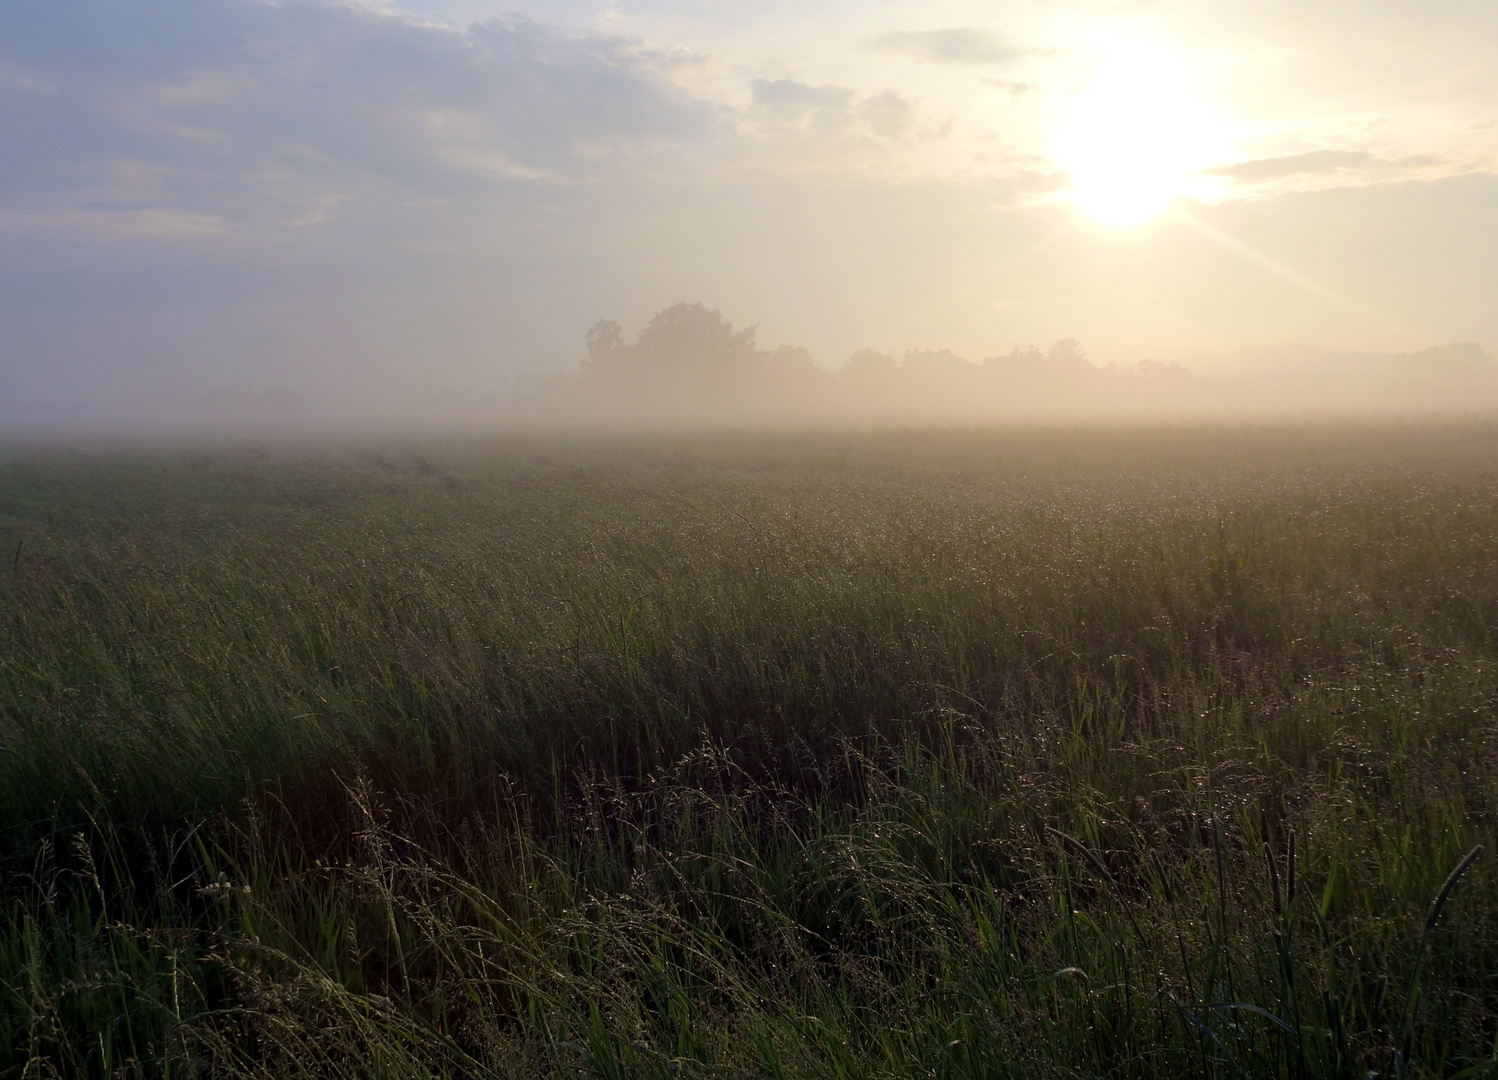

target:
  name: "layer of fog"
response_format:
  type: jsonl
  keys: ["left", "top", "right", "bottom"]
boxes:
{"left": 16, "top": 302, "right": 1497, "bottom": 436}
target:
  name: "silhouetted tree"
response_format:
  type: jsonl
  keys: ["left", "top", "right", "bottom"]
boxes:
{"left": 902, "top": 348, "right": 973, "bottom": 378}
{"left": 587, "top": 303, "right": 760, "bottom": 385}
{"left": 584, "top": 319, "right": 625, "bottom": 368}
{"left": 580, "top": 302, "right": 825, "bottom": 422}
{"left": 1046, "top": 337, "right": 1089, "bottom": 372}
{"left": 841, "top": 348, "right": 897, "bottom": 379}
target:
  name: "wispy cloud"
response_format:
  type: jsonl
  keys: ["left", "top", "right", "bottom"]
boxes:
{"left": 1208, "top": 149, "right": 1441, "bottom": 182}
{"left": 1200, "top": 148, "right": 1451, "bottom": 200}
{"left": 746, "top": 78, "right": 921, "bottom": 143}
{"left": 869, "top": 28, "right": 1027, "bottom": 67}
{"left": 750, "top": 79, "right": 854, "bottom": 123}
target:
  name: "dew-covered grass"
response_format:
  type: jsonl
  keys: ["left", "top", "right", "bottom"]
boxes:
{"left": 1, "top": 425, "right": 1496, "bottom": 1078}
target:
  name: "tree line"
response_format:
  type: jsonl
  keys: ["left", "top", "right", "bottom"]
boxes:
{"left": 513, "top": 301, "right": 1495, "bottom": 425}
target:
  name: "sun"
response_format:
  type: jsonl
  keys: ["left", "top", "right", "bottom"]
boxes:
{"left": 1052, "top": 39, "right": 1220, "bottom": 228}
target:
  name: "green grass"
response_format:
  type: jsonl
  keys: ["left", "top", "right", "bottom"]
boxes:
{"left": 1, "top": 425, "right": 1496, "bottom": 1078}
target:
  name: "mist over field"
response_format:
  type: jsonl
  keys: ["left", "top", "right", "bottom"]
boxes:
{"left": 470, "top": 308, "right": 1498, "bottom": 429}
{"left": 9, "top": 300, "right": 1498, "bottom": 433}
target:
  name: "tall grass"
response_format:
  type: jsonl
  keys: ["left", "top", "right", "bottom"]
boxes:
{"left": 1, "top": 425, "right": 1496, "bottom": 1077}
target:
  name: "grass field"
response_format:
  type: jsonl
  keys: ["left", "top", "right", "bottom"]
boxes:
{"left": 2, "top": 425, "right": 1496, "bottom": 1078}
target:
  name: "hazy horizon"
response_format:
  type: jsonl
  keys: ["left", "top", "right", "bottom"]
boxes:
{"left": 8, "top": 302, "right": 1495, "bottom": 435}
{"left": 3, "top": 0, "right": 1497, "bottom": 429}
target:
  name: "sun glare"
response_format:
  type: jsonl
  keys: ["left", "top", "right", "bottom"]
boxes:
{"left": 1053, "top": 40, "right": 1219, "bottom": 228}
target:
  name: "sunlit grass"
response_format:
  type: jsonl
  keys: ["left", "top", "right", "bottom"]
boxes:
{"left": 1, "top": 425, "right": 1495, "bottom": 1077}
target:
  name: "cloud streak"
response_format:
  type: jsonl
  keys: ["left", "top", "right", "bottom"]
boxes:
{"left": 1209, "top": 149, "right": 1443, "bottom": 183}
{"left": 868, "top": 28, "right": 1027, "bottom": 67}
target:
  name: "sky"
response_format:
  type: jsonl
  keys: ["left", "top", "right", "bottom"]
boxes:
{"left": 1, "top": 0, "right": 1496, "bottom": 424}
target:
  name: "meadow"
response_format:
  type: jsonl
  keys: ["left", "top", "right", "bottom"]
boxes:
{"left": 1, "top": 425, "right": 1496, "bottom": 1079}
